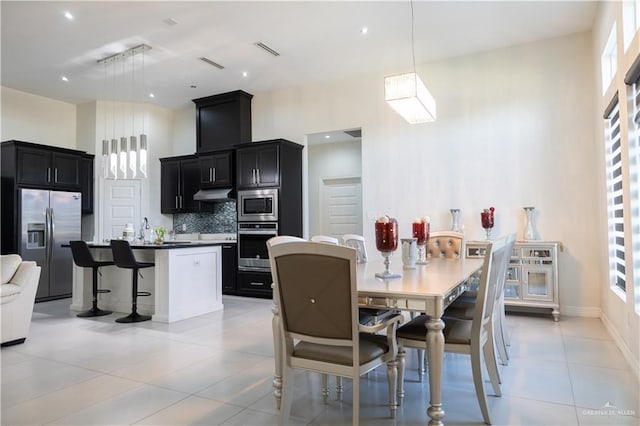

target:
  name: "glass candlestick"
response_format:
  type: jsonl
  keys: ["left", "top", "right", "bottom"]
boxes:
{"left": 412, "top": 220, "right": 430, "bottom": 265}
{"left": 375, "top": 217, "right": 401, "bottom": 279}
{"left": 481, "top": 207, "right": 495, "bottom": 241}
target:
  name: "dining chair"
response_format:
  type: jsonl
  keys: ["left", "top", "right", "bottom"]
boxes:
{"left": 446, "top": 233, "right": 516, "bottom": 369}
{"left": 411, "top": 230, "right": 466, "bottom": 375}
{"left": 427, "top": 230, "right": 465, "bottom": 259}
{"left": 396, "top": 236, "right": 509, "bottom": 425}
{"left": 268, "top": 240, "right": 403, "bottom": 425}
{"left": 310, "top": 235, "right": 340, "bottom": 245}
{"left": 342, "top": 234, "right": 367, "bottom": 263}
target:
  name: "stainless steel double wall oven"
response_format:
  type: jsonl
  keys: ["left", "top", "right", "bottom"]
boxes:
{"left": 237, "top": 188, "right": 278, "bottom": 271}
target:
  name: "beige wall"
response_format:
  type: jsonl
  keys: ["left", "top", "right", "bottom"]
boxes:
{"left": 239, "top": 32, "right": 599, "bottom": 318}
{"left": 1, "top": 86, "right": 76, "bottom": 148}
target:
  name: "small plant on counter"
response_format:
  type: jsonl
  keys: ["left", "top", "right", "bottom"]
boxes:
{"left": 154, "top": 226, "right": 166, "bottom": 244}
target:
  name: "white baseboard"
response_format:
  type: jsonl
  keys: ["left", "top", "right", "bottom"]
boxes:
{"left": 560, "top": 305, "right": 601, "bottom": 318}
{"left": 601, "top": 313, "right": 640, "bottom": 381}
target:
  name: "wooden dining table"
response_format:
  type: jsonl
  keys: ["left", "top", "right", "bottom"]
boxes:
{"left": 271, "top": 256, "right": 484, "bottom": 426}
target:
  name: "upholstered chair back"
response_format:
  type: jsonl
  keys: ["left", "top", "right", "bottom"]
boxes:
{"left": 427, "top": 231, "right": 465, "bottom": 259}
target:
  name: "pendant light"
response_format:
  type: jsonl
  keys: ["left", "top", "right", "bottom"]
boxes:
{"left": 139, "top": 47, "right": 148, "bottom": 178}
{"left": 110, "top": 60, "right": 118, "bottom": 179}
{"left": 119, "top": 58, "right": 128, "bottom": 179}
{"left": 384, "top": 0, "right": 436, "bottom": 123}
{"left": 97, "top": 44, "right": 151, "bottom": 179}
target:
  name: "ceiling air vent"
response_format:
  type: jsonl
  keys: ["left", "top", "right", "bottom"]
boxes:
{"left": 344, "top": 129, "right": 362, "bottom": 138}
{"left": 255, "top": 42, "right": 280, "bottom": 57}
{"left": 199, "top": 57, "right": 224, "bottom": 69}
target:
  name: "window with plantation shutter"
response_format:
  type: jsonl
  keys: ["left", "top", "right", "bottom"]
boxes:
{"left": 604, "top": 94, "right": 626, "bottom": 292}
{"left": 626, "top": 71, "right": 640, "bottom": 309}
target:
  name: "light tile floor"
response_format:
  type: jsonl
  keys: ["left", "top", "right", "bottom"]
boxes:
{"left": 1, "top": 296, "right": 638, "bottom": 425}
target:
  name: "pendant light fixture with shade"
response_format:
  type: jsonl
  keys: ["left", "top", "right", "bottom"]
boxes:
{"left": 97, "top": 44, "right": 151, "bottom": 179}
{"left": 384, "top": 0, "right": 436, "bottom": 124}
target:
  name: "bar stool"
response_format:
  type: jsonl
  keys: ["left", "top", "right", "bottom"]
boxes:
{"left": 69, "top": 240, "right": 113, "bottom": 317}
{"left": 110, "top": 240, "right": 154, "bottom": 323}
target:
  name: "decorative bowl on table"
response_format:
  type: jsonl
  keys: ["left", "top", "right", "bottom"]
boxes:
{"left": 374, "top": 215, "right": 401, "bottom": 279}
{"left": 412, "top": 216, "right": 430, "bottom": 264}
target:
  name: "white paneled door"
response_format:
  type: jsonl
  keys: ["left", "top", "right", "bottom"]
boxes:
{"left": 102, "top": 179, "right": 141, "bottom": 241}
{"left": 320, "top": 177, "right": 362, "bottom": 238}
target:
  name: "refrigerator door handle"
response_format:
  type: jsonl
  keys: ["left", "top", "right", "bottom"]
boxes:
{"left": 45, "top": 207, "right": 50, "bottom": 264}
{"left": 49, "top": 207, "right": 56, "bottom": 261}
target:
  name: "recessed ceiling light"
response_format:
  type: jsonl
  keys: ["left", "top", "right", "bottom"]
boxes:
{"left": 242, "top": 71, "right": 248, "bottom": 77}
{"left": 149, "top": 93, "right": 155, "bottom": 98}
{"left": 64, "top": 11, "right": 74, "bottom": 20}
{"left": 325, "top": 135, "right": 331, "bottom": 139}
{"left": 61, "top": 76, "right": 69, "bottom": 82}
{"left": 360, "top": 27, "right": 368, "bottom": 35}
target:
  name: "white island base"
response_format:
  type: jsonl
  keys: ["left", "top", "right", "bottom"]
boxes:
{"left": 71, "top": 244, "right": 223, "bottom": 323}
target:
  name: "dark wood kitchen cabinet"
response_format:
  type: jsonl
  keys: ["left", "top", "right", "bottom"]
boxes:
{"left": 237, "top": 270, "right": 272, "bottom": 298}
{"left": 198, "top": 150, "right": 234, "bottom": 188}
{"left": 236, "top": 142, "right": 280, "bottom": 188}
{"left": 193, "top": 90, "right": 253, "bottom": 153}
{"left": 79, "top": 154, "right": 94, "bottom": 214}
{"left": 4, "top": 141, "right": 83, "bottom": 190}
{"left": 222, "top": 243, "right": 237, "bottom": 295}
{"left": 160, "top": 155, "right": 200, "bottom": 214}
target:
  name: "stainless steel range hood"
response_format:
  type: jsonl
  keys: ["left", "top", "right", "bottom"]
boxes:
{"left": 193, "top": 188, "right": 235, "bottom": 202}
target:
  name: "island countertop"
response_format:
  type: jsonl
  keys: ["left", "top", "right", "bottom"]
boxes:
{"left": 67, "top": 241, "right": 228, "bottom": 250}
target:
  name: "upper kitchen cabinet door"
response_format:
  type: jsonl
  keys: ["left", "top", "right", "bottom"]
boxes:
{"left": 79, "top": 155, "right": 94, "bottom": 214}
{"left": 236, "top": 147, "right": 259, "bottom": 188}
{"left": 193, "top": 90, "right": 253, "bottom": 153}
{"left": 16, "top": 146, "right": 51, "bottom": 187}
{"left": 180, "top": 158, "right": 201, "bottom": 212}
{"left": 198, "top": 150, "right": 233, "bottom": 188}
{"left": 255, "top": 145, "right": 279, "bottom": 187}
{"left": 160, "top": 159, "right": 181, "bottom": 214}
{"left": 51, "top": 152, "right": 81, "bottom": 188}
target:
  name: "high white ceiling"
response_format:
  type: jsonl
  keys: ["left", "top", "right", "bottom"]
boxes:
{"left": 1, "top": 1, "right": 598, "bottom": 111}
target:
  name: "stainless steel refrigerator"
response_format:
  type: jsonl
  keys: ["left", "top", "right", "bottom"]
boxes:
{"left": 20, "top": 188, "right": 81, "bottom": 300}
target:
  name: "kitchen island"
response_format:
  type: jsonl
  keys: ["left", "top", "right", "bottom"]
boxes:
{"left": 70, "top": 241, "right": 223, "bottom": 323}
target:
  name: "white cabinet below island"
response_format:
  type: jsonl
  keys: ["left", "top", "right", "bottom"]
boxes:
{"left": 70, "top": 242, "right": 223, "bottom": 323}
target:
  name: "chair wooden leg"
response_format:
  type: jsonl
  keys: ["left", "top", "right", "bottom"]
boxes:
{"left": 417, "top": 348, "right": 425, "bottom": 382}
{"left": 471, "top": 343, "right": 492, "bottom": 425}
{"left": 484, "top": 337, "right": 502, "bottom": 397}
{"left": 336, "top": 376, "right": 343, "bottom": 401}
{"left": 386, "top": 358, "right": 398, "bottom": 418}
{"left": 321, "top": 374, "right": 329, "bottom": 403}
{"left": 397, "top": 346, "right": 405, "bottom": 405}
{"left": 352, "top": 374, "right": 360, "bottom": 426}
{"left": 278, "top": 366, "right": 294, "bottom": 426}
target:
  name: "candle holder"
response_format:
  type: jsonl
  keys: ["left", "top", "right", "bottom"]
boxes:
{"left": 412, "top": 218, "right": 430, "bottom": 265}
{"left": 375, "top": 217, "right": 401, "bottom": 279}
{"left": 481, "top": 207, "right": 495, "bottom": 241}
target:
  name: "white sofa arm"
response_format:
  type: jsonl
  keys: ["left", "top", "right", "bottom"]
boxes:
{"left": 1, "top": 261, "right": 41, "bottom": 346}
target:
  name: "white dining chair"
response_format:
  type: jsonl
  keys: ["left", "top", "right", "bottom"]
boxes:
{"left": 396, "top": 235, "right": 509, "bottom": 425}
{"left": 310, "top": 235, "right": 340, "bottom": 245}
{"left": 342, "top": 234, "right": 368, "bottom": 263}
{"left": 268, "top": 240, "right": 403, "bottom": 425}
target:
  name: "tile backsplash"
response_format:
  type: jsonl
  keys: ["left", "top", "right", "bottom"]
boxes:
{"left": 173, "top": 201, "right": 237, "bottom": 234}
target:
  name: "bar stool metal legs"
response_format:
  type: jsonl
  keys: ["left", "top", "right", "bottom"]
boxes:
{"left": 115, "top": 268, "right": 152, "bottom": 323}
{"left": 77, "top": 266, "right": 112, "bottom": 317}
{"left": 110, "top": 239, "right": 154, "bottom": 324}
